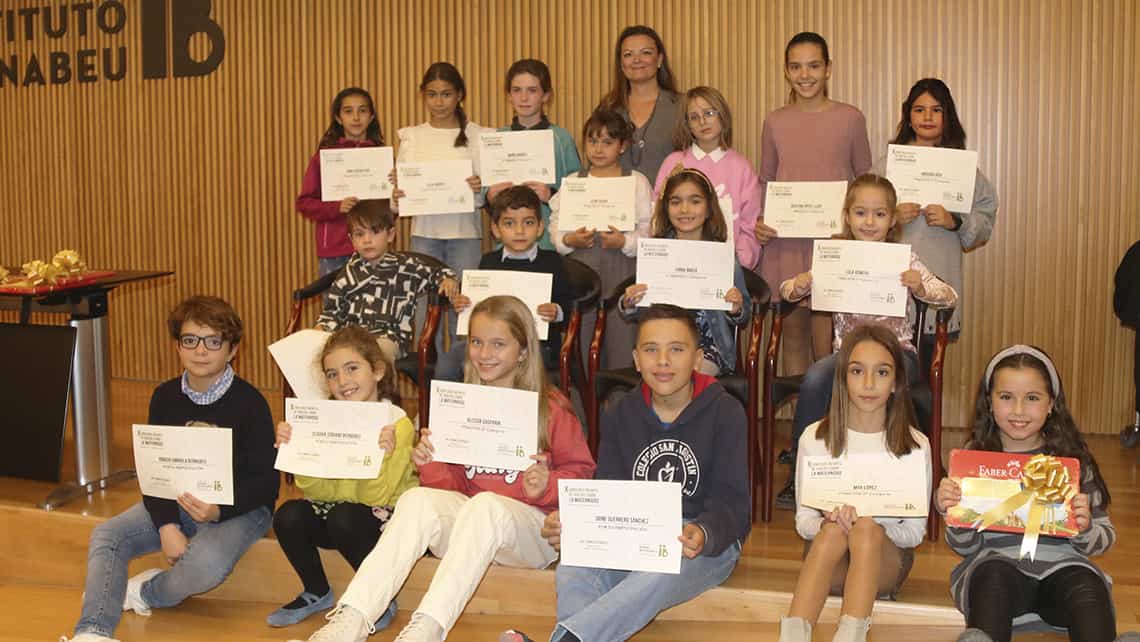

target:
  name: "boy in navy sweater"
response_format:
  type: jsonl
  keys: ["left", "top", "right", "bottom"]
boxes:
{"left": 438, "top": 185, "right": 576, "bottom": 380}
{"left": 503, "top": 304, "right": 750, "bottom": 642}
{"left": 64, "top": 296, "right": 277, "bottom": 642}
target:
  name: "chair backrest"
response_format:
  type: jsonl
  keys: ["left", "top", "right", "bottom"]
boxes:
{"left": 399, "top": 251, "right": 449, "bottom": 347}
{"left": 561, "top": 256, "right": 601, "bottom": 312}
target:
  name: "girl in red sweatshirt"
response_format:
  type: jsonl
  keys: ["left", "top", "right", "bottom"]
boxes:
{"left": 299, "top": 295, "right": 596, "bottom": 642}
{"left": 295, "top": 87, "right": 385, "bottom": 277}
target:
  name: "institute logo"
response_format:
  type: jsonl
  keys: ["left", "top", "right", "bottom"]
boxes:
{"left": 2, "top": 0, "right": 225, "bottom": 88}
{"left": 632, "top": 439, "right": 700, "bottom": 497}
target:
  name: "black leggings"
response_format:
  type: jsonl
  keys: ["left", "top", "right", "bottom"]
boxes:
{"left": 273, "top": 499, "right": 385, "bottom": 596}
{"left": 966, "top": 559, "right": 1115, "bottom": 642}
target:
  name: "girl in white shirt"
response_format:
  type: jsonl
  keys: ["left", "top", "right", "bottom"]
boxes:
{"left": 782, "top": 323, "right": 932, "bottom": 642}
{"left": 392, "top": 62, "right": 486, "bottom": 349}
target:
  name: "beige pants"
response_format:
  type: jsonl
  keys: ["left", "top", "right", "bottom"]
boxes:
{"left": 338, "top": 487, "right": 557, "bottom": 637}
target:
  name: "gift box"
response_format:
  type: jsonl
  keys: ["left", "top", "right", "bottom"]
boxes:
{"left": 947, "top": 449, "right": 1080, "bottom": 559}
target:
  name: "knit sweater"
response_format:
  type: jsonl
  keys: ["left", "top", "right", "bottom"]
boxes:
{"left": 143, "top": 376, "right": 278, "bottom": 527}
{"left": 654, "top": 146, "right": 764, "bottom": 270}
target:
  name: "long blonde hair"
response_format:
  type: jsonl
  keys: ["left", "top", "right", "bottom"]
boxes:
{"left": 464, "top": 295, "right": 562, "bottom": 451}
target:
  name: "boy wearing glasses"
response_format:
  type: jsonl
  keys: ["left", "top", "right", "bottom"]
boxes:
{"left": 63, "top": 296, "right": 277, "bottom": 642}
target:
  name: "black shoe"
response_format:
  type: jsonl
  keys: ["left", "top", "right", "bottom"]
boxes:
{"left": 778, "top": 448, "right": 793, "bottom": 465}
{"left": 775, "top": 478, "right": 796, "bottom": 510}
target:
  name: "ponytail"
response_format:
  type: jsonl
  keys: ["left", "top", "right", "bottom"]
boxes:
{"left": 454, "top": 105, "right": 469, "bottom": 147}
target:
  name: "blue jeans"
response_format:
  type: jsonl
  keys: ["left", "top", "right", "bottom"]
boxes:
{"left": 409, "top": 236, "right": 482, "bottom": 353}
{"left": 791, "top": 350, "right": 921, "bottom": 447}
{"left": 551, "top": 540, "right": 741, "bottom": 642}
{"left": 73, "top": 502, "right": 271, "bottom": 637}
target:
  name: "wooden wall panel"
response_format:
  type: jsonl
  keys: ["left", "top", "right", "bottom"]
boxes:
{"left": 2, "top": 0, "right": 1137, "bottom": 432}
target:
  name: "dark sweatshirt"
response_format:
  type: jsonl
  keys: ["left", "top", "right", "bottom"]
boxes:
{"left": 595, "top": 373, "right": 751, "bottom": 556}
{"left": 142, "top": 376, "right": 279, "bottom": 528}
{"left": 478, "top": 248, "right": 576, "bottom": 353}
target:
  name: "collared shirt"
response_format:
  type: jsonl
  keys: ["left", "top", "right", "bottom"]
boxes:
{"left": 510, "top": 115, "right": 551, "bottom": 131}
{"left": 501, "top": 244, "right": 540, "bottom": 262}
{"left": 690, "top": 144, "right": 727, "bottom": 163}
{"left": 181, "top": 364, "right": 235, "bottom": 406}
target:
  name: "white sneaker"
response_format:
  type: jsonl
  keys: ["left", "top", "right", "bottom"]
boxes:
{"left": 303, "top": 605, "right": 374, "bottom": 642}
{"left": 778, "top": 616, "right": 813, "bottom": 642}
{"left": 60, "top": 634, "right": 121, "bottom": 642}
{"left": 393, "top": 612, "right": 445, "bottom": 642}
{"left": 832, "top": 614, "right": 871, "bottom": 642}
{"left": 122, "top": 568, "right": 162, "bottom": 615}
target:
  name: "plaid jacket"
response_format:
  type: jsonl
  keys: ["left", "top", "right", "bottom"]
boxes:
{"left": 317, "top": 252, "right": 454, "bottom": 356}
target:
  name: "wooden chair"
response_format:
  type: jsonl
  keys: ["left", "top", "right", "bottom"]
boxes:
{"left": 554, "top": 257, "right": 602, "bottom": 414}
{"left": 585, "top": 269, "right": 771, "bottom": 520}
{"left": 759, "top": 298, "right": 952, "bottom": 533}
{"left": 282, "top": 251, "right": 448, "bottom": 424}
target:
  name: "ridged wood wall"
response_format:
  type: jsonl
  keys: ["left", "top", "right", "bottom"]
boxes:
{"left": 2, "top": 0, "right": 1137, "bottom": 432}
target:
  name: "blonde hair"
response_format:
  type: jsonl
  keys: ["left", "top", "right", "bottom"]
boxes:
{"left": 672, "top": 86, "right": 733, "bottom": 150}
{"left": 838, "top": 173, "right": 901, "bottom": 243}
{"left": 464, "top": 295, "right": 561, "bottom": 451}
{"left": 319, "top": 326, "right": 399, "bottom": 404}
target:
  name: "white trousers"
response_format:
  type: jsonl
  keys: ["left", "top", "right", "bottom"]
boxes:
{"left": 339, "top": 486, "right": 557, "bottom": 637}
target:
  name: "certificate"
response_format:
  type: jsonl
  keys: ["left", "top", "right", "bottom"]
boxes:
{"left": 763, "top": 181, "right": 847, "bottom": 238}
{"left": 427, "top": 380, "right": 539, "bottom": 472}
{"left": 810, "top": 239, "right": 910, "bottom": 317}
{"left": 636, "top": 238, "right": 733, "bottom": 311}
{"left": 557, "top": 176, "right": 637, "bottom": 231}
{"left": 478, "top": 130, "right": 556, "bottom": 185}
{"left": 455, "top": 269, "right": 553, "bottom": 340}
{"left": 268, "top": 328, "right": 331, "bottom": 400}
{"left": 319, "top": 147, "right": 394, "bottom": 201}
{"left": 885, "top": 144, "right": 978, "bottom": 213}
{"left": 558, "top": 479, "right": 683, "bottom": 574}
{"left": 397, "top": 159, "right": 475, "bottom": 216}
{"left": 275, "top": 398, "right": 394, "bottom": 479}
{"left": 133, "top": 424, "right": 234, "bottom": 505}
{"left": 799, "top": 451, "right": 930, "bottom": 517}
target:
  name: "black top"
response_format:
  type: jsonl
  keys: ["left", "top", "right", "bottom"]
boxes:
{"left": 478, "top": 248, "right": 575, "bottom": 352}
{"left": 595, "top": 374, "right": 751, "bottom": 557}
{"left": 142, "top": 375, "right": 278, "bottom": 528}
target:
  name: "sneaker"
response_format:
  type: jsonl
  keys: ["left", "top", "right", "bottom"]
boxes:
{"left": 123, "top": 568, "right": 162, "bottom": 615}
{"left": 267, "top": 590, "right": 335, "bottom": 627}
{"left": 374, "top": 598, "right": 398, "bottom": 631}
{"left": 775, "top": 478, "right": 796, "bottom": 510}
{"left": 60, "top": 634, "right": 121, "bottom": 642}
{"left": 499, "top": 631, "right": 535, "bottom": 642}
{"left": 393, "top": 611, "right": 445, "bottom": 642}
{"left": 832, "top": 614, "right": 871, "bottom": 642}
{"left": 303, "top": 604, "right": 374, "bottom": 642}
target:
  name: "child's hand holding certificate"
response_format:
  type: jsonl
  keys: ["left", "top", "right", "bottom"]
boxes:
{"left": 799, "top": 450, "right": 929, "bottom": 517}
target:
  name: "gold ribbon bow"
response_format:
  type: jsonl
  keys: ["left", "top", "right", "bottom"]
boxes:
{"left": 21, "top": 259, "right": 62, "bottom": 287}
{"left": 975, "top": 454, "right": 1077, "bottom": 560}
{"left": 52, "top": 249, "right": 87, "bottom": 276}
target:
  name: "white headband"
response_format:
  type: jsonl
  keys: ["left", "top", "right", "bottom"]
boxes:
{"left": 984, "top": 344, "right": 1061, "bottom": 394}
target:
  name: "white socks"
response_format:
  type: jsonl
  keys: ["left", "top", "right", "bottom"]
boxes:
{"left": 779, "top": 616, "right": 813, "bottom": 642}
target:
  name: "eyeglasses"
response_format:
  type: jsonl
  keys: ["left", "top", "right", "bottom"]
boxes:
{"left": 686, "top": 109, "right": 720, "bottom": 123}
{"left": 179, "top": 334, "right": 226, "bottom": 351}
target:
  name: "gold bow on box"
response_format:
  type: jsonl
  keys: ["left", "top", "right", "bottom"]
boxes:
{"left": 975, "top": 454, "right": 1077, "bottom": 560}
{"left": 21, "top": 259, "right": 62, "bottom": 287}
{"left": 52, "top": 249, "right": 87, "bottom": 276}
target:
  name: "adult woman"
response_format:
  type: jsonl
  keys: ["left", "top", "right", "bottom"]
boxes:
{"left": 597, "top": 25, "right": 683, "bottom": 183}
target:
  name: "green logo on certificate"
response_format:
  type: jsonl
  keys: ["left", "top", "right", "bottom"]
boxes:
{"left": 658, "top": 544, "right": 669, "bottom": 557}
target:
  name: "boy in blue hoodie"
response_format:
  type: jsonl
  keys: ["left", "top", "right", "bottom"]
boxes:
{"left": 502, "top": 303, "right": 751, "bottom": 642}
